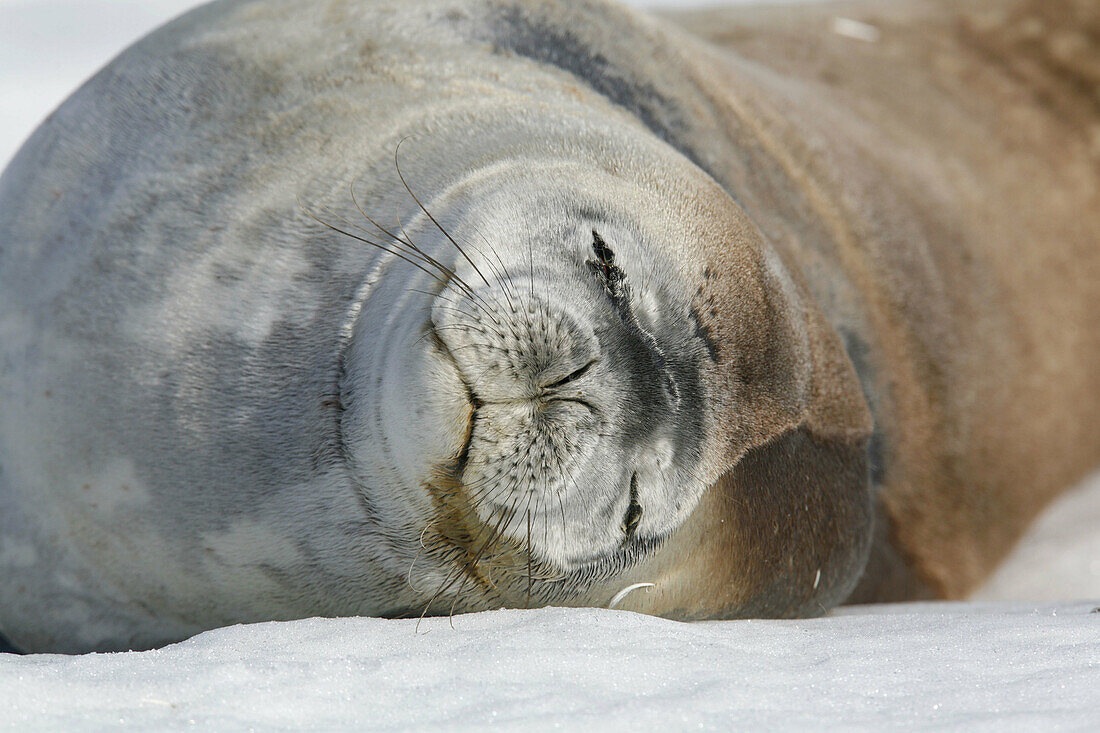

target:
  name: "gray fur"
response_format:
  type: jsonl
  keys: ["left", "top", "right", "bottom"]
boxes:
{"left": 0, "top": 0, "right": 730, "bottom": 651}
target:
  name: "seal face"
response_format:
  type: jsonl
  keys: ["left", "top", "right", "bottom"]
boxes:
{"left": 426, "top": 223, "right": 709, "bottom": 567}
{"left": 333, "top": 159, "right": 752, "bottom": 616}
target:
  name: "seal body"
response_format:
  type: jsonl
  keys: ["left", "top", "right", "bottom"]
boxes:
{"left": 0, "top": 0, "right": 1096, "bottom": 652}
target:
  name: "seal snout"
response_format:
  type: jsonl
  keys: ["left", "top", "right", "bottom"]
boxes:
{"left": 430, "top": 285, "right": 600, "bottom": 405}
{"left": 424, "top": 243, "right": 706, "bottom": 574}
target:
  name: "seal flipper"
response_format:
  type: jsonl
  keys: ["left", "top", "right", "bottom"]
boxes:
{"left": 650, "top": 209, "right": 877, "bottom": 618}
{"left": 646, "top": 422, "right": 874, "bottom": 620}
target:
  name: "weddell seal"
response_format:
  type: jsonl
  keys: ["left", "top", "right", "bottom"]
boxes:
{"left": 0, "top": 0, "right": 1097, "bottom": 653}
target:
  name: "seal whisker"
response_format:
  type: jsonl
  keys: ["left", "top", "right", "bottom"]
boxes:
{"left": 350, "top": 181, "right": 482, "bottom": 304}
{"left": 310, "top": 187, "right": 501, "bottom": 326}
{"left": 541, "top": 490, "right": 551, "bottom": 550}
{"left": 418, "top": 206, "right": 518, "bottom": 315}
{"left": 395, "top": 138, "right": 494, "bottom": 291}
{"left": 525, "top": 506, "right": 533, "bottom": 608}
{"left": 297, "top": 200, "right": 461, "bottom": 296}
{"left": 608, "top": 582, "right": 656, "bottom": 610}
{"left": 448, "top": 219, "right": 521, "bottom": 315}
{"left": 435, "top": 494, "right": 523, "bottom": 626}
{"left": 373, "top": 147, "right": 517, "bottom": 317}
{"left": 392, "top": 205, "right": 503, "bottom": 325}
{"left": 405, "top": 519, "right": 440, "bottom": 594}
{"left": 423, "top": 303, "right": 500, "bottom": 327}
{"left": 471, "top": 233, "right": 520, "bottom": 311}
{"left": 408, "top": 303, "right": 498, "bottom": 348}
{"left": 305, "top": 199, "right": 461, "bottom": 288}
{"left": 461, "top": 465, "right": 526, "bottom": 512}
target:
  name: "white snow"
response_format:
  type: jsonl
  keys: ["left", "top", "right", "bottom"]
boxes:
{"left": 974, "top": 475, "right": 1100, "bottom": 603}
{"left": 2, "top": 1, "right": 1099, "bottom": 729}
{"left": 2, "top": 602, "right": 1099, "bottom": 731}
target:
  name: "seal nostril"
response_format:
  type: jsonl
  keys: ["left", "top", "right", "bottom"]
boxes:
{"left": 622, "top": 471, "right": 643, "bottom": 538}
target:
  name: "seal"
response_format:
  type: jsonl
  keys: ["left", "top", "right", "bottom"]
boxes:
{"left": 1, "top": 0, "right": 1097, "bottom": 653}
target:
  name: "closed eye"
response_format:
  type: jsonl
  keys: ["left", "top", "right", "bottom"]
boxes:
{"left": 543, "top": 359, "right": 596, "bottom": 390}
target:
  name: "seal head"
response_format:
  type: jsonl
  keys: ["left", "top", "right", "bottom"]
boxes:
{"left": 333, "top": 148, "right": 874, "bottom": 617}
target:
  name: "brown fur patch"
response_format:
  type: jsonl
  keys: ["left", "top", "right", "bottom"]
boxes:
{"left": 666, "top": 0, "right": 1100, "bottom": 600}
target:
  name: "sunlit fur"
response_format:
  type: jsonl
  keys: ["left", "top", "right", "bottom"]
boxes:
{"left": 2, "top": 0, "right": 1097, "bottom": 653}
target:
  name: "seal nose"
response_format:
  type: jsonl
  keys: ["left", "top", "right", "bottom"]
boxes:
{"left": 430, "top": 283, "right": 599, "bottom": 405}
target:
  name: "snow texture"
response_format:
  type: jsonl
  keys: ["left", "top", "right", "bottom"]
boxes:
{"left": 1, "top": 1, "right": 1099, "bottom": 730}
{"left": 3, "top": 602, "right": 1099, "bottom": 731}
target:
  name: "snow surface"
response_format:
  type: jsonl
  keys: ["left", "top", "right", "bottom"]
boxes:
{"left": 3, "top": 602, "right": 1100, "bottom": 731}
{"left": 1, "top": 1, "right": 1099, "bottom": 729}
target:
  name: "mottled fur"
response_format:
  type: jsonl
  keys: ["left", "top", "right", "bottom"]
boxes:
{"left": 0, "top": 0, "right": 1096, "bottom": 652}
